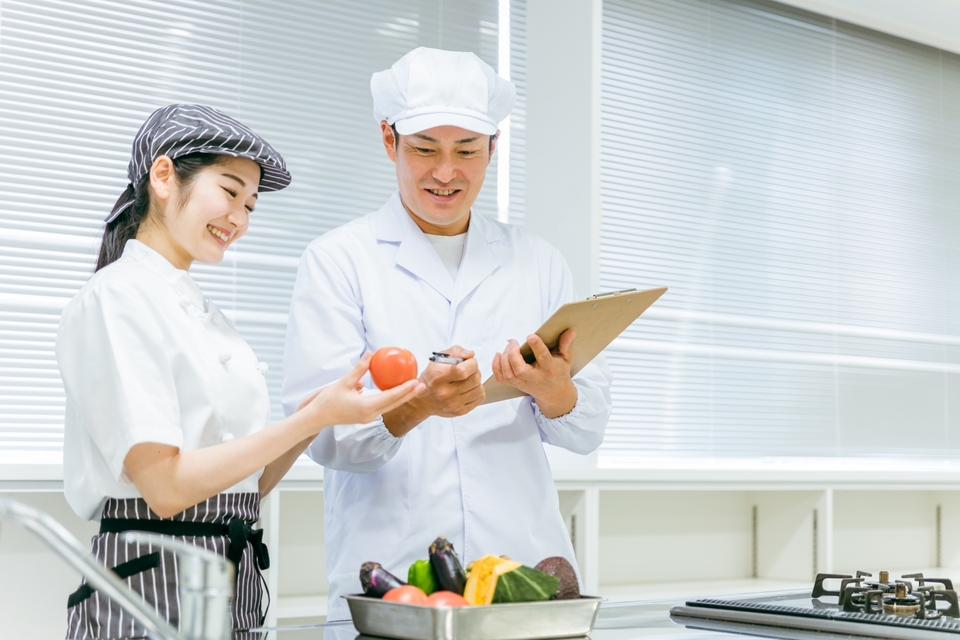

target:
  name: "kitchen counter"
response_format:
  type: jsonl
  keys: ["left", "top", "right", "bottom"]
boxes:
{"left": 251, "top": 596, "right": 791, "bottom": 640}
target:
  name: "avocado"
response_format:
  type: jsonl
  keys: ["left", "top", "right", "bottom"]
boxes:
{"left": 534, "top": 556, "right": 580, "bottom": 600}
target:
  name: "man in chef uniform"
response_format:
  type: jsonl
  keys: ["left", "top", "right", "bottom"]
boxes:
{"left": 282, "top": 47, "right": 612, "bottom": 620}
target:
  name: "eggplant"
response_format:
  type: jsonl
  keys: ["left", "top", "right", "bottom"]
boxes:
{"left": 428, "top": 536, "right": 467, "bottom": 595}
{"left": 359, "top": 561, "right": 405, "bottom": 597}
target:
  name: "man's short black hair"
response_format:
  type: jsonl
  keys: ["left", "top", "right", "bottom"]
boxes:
{"left": 390, "top": 123, "right": 496, "bottom": 154}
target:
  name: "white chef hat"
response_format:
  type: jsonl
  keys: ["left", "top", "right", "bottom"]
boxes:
{"left": 371, "top": 47, "right": 516, "bottom": 135}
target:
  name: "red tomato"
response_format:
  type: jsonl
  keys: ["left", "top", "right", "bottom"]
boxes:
{"left": 370, "top": 347, "right": 418, "bottom": 390}
{"left": 425, "top": 591, "right": 469, "bottom": 607}
{"left": 382, "top": 585, "right": 428, "bottom": 605}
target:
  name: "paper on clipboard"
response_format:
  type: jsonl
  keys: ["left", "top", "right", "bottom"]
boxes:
{"left": 481, "top": 286, "right": 668, "bottom": 404}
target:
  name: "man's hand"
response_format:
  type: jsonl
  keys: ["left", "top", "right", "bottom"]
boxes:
{"left": 382, "top": 345, "right": 485, "bottom": 437}
{"left": 492, "top": 330, "right": 578, "bottom": 419}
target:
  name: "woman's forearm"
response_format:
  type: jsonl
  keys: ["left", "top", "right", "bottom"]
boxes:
{"left": 124, "top": 363, "right": 424, "bottom": 519}
{"left": 258, "top": 435, "right": 315, "bottom": 497}
{"left": 125, "top": 410, "right": 322, "bottom": 518}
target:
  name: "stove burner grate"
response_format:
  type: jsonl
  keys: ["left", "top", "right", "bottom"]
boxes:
{"left": 813, "top": 571, "right": 960, "bottom": 620}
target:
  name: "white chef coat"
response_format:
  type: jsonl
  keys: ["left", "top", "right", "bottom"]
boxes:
{"left": 56, "top": 239, "right": 271, "bottom": 521}
{"left": 282, "top": 192, "right": 612, "bottom": 620}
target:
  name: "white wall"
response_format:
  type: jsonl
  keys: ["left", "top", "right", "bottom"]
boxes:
{"left": 524, "top": 0, "right": 603, "bottom": 299}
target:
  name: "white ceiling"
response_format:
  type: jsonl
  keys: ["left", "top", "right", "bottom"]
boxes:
{"left": 777, "top": 0, "right": 960, "bottom": 55}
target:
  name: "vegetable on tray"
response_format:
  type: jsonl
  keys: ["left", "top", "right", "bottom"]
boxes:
{"left": 429, "top": 536, "right": 467, "bottom": 595}
{"left": 463, "top": 555, "right": 559, "bottom": 605}
{"left": 425, "top": 591, "right": 468, "bottom": 607}
{"left": 408, "top": 558, "right": 439, "bottom": 595}
{"left": 383, "top": 585, "right": 428, "bottom": 605}
{"left": 360, "top": 540, "right": 578, "bottom": 608}
{"left": 534, "top": 556, "right": 580, "bottom": 600}
{"left": 360, "top": 561, "right": 405, "bottom": 597}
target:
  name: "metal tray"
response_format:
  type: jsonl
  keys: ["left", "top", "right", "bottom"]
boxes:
{"left": 344, "top": 594, "right": 603, "bottom": 640}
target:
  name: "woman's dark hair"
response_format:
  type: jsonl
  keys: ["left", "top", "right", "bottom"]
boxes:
{"left": 96, "top": 153, "right": 228, "bottom": 271}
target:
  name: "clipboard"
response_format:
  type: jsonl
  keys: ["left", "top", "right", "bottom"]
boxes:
{"left": 481, "top": 286, "right": 668, "bottom": 404}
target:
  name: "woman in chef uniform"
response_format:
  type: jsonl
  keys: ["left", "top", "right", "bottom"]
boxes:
{"left": 56, "top": 104, "right": 423, "bottom": 638}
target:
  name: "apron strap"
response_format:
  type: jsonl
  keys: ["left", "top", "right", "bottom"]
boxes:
{"left": 67, "top": 551, "right": 161, "bottom": 608}
{"left": 100, "top": 517, "right": 230, "bottom": 538}
{"left": 93, "top": 515, "right": 271, "bottom": 624}
{"left": 100, "top": 517, "right": 269, "bottom": 571}
{"left": 226, "top": 518, "right": 270, "bottom": 571}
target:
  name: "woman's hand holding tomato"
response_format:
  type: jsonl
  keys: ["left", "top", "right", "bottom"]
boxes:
{"left": 298, "top": 353, "right": 424, "bottom": 435}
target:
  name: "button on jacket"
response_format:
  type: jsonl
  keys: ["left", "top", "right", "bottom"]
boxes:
{"left": 282, "top": 192, "right": 613, "bottom": 620}
{"left": 56, "top": 240, "right": 271, "bottom": 520}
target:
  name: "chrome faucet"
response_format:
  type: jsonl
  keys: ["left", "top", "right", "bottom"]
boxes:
{"left": 0, "top": 497, "right": 235, "bottom": 640}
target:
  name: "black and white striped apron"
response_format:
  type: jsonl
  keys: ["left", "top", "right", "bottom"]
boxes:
{"left": 66, "top": 493, "right": 267, "bottom": 639}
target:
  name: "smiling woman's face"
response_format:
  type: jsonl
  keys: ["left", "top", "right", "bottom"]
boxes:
{"left": 139, "top": 155, "right": 261, "bottom": 269}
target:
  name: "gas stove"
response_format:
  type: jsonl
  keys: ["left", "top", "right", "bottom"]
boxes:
{"left": 671, "top": 571, "right": 960, "bottom": 639}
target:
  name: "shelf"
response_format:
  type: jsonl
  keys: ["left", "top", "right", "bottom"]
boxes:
{"left": 275, "top": 594, "right": 327, "bottom": 620}
{"left": 597, "top": 569, "right": 960, "bottom": 603}
{"left": 598, "top": 578, "right": 809, "bottom": 602}
{"left": 552, "top": 462, "right": 960, "bottom": 491}
{"left": 8, "top": 457, "right": 960, "bottom": 490}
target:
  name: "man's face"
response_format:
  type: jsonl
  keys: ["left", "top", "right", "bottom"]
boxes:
{"left": 382, "top": 122, "right": 496, "bottom": 235}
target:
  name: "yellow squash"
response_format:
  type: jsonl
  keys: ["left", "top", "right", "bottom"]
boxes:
{"left": 463, "top": 555, "right": 521, "bottom": 605}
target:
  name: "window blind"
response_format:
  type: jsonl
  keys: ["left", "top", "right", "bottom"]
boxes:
{"left": 599, "top": 0, "right": 960, "bottom": 466}
{"left": 0, "top": 0, "right": 500, "bottom": 461}
{"left": 507, "top": 0, "right": 527, "bottom": 226}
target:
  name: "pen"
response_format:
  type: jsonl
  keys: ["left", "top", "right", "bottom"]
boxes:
{"left": 430, "top": 352, "right": 464, "bottom": 365}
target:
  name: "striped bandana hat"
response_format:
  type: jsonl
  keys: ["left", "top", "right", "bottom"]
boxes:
{"left": 107, "top": 104, "right": 292, "bottom": 223}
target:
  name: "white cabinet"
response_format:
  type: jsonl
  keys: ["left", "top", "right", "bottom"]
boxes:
{"left": 3, "top": 462, "right": 960, "bottom": 633}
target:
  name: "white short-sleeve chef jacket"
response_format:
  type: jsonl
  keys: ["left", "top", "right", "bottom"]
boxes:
{"left": 282, "top": 192, "right": 613, "bottom": 621}
{"left": 56, "top": 240, "right": 270, "bottom": 521}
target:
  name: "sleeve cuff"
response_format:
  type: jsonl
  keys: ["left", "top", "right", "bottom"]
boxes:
{"left": 532, "top": 389, "right": 584, "bottom": 426}
{"left": 371, "top": 418, "right": 400, "bottom": 443}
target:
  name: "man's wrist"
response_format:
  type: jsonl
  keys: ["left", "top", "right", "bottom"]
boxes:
{"left": 382, "top": 398, "right": 430, "bottom": 437}
{"left": 534, "top": 379, "right": 578, "bottom": 419}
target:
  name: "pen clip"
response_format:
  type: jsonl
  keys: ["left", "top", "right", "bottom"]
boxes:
{"left": 589, "top": 288, "right": 637, "bottom": 299}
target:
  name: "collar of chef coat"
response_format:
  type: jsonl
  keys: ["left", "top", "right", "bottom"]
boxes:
{"left": 121, "top": 239, "right": 206, "bottom": 311}
{"left": 370, "top": 191, "right": 505, "bottom": 303}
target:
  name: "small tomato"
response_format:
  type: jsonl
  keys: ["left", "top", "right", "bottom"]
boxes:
{"left": 370, "top": 347, "right": 418, "bottom": 390}
{"left": 425, "top": 591, "right": 469, "bottom": 607}
{"left": 382, "top": 585, "right": 428, "bottom": 605}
